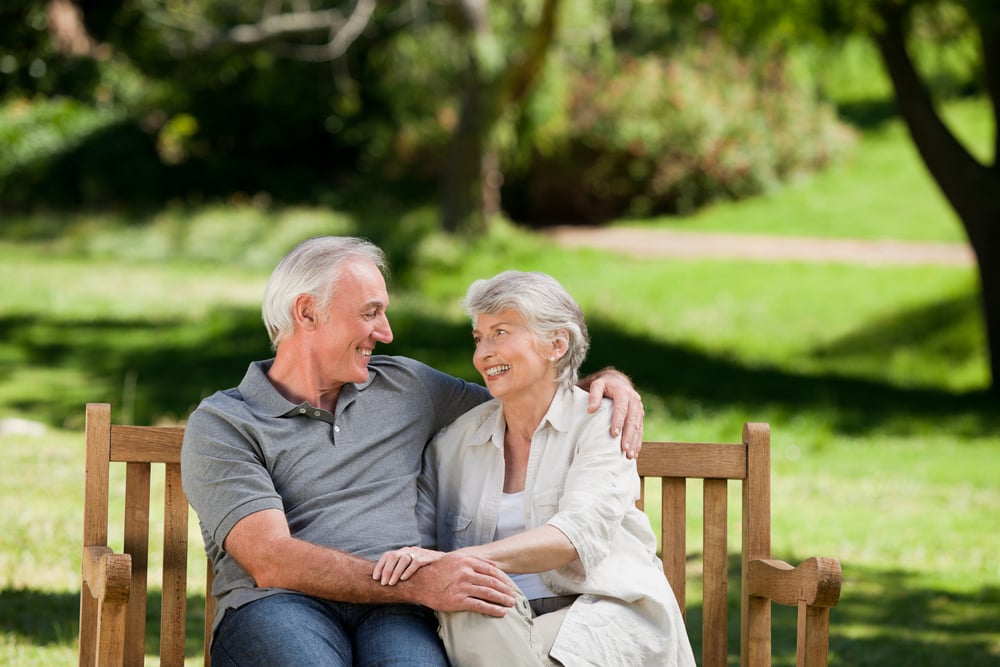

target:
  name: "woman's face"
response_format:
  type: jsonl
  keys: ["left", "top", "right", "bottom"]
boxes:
{"left": 472, "top": 309, "right": 559, "bottom": 402}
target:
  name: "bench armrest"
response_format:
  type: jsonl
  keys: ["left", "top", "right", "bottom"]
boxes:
{"left": 746, "top": 556, "right": 842, "bottom": 608}
{"left": 82, "top": 546, "right": 131, "bottom": 603}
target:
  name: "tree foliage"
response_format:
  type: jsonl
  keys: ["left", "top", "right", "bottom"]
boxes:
{"left": 10, "top": 1, "right": 993, "bottom": 388}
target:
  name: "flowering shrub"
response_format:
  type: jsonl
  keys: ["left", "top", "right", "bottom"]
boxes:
{"left": 506, "top": 43, "right": 857, "bottom": 223}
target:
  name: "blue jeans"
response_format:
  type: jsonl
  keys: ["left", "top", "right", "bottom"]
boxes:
{"left": 210, "top": 592, "right": 448, "bottom": 667}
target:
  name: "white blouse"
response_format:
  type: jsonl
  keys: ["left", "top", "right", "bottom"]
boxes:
{"left": 417, "top": 384, "right": 695, "bottom": 666}
{"left": 497, "top": 490, "right": 556, "bottom": 601}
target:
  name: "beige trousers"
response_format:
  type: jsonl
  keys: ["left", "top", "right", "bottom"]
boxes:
{"left": 437, "top": 592, "right": 571, "bottom": 667}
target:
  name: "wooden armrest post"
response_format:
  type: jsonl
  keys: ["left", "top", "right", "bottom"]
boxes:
{"left": 797, "top": 602, "right": 831, "bottom": 667}
{"left": 80, "top": 546, "right": 131, "bottom": 667}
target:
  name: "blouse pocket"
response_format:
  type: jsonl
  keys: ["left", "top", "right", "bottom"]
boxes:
{"left": 446, "top": 511, "right": 474, "bottom": 549}
{"left": 532, "top": 488, "right": 561, "bottom": 525}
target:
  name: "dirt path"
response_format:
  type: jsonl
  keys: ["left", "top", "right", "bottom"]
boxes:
{"left": 545, "top": 226, "right": 975, "bottom": 267}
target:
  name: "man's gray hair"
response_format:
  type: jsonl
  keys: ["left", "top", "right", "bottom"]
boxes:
{"left": 262, "top": 236, "right": 388, "bottom": 349}
{"left": 463, "top": 271, "right": 589, "bottom": 387}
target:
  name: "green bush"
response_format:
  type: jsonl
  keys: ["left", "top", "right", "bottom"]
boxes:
{"left": 0, "top": 97, "right": 121, "bottom": 180}
{"left": 504, "top": 43, "right": 857, "bottom": 223}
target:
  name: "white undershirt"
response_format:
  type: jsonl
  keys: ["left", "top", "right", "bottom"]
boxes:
{"left": 496, "top": 491, "right": 556, "bottom": 600}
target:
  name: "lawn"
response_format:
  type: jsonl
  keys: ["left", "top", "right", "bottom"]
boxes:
{"left": 2, "top": 96, "right": 999, "bottom": 665}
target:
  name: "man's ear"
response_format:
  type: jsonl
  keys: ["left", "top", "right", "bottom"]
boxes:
{"left": 293, "top": 294, "right": 318, "bottom": 330}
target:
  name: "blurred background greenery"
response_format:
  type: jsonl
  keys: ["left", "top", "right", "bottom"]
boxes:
{"left": 2, "top": 1, "right": 999, "bottom": 665}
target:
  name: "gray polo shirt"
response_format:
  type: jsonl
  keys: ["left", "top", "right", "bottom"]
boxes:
{"left": 180, "top": 355, "right": 489, "bottom": 626}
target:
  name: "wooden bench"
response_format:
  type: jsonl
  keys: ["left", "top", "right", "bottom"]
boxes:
{"left": 79, "top": 403, "right": 841, "bottom": 666}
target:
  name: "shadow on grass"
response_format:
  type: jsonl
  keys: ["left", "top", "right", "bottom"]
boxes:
{"left": 822, "top": 568, "right": 1000, "bottom": 667}
{"left": 676, "top": 556, "right": 1000, "bottom": 667}
{"left": 0, "top": 587, "right": 209, "bottom": 659}
{"left": 0, "top": 287, "right": 995, "bottom": 434}
{"left": 4, "top": 561, "right": 997, "bottom": 666}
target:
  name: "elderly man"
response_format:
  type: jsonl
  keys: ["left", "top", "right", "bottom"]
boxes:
{"left": 181, "top": 236, "right": 644, "bottom": 666}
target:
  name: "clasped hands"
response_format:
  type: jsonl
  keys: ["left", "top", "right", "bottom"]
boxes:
{"left": 373, "top": 546, "right": 515, "bottom": 617}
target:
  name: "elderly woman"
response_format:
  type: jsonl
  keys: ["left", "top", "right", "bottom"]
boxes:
{"left": 374, "top": 271, "right": 694, "bottom": 666}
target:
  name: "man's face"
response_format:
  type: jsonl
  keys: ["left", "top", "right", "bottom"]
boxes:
{"left": 314, "top": 258, "right": 393, "bottom": 385}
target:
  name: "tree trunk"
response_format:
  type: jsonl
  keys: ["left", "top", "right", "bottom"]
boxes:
{"left": 441, "top": 0, "right": 562, "bottom": 235}
{"left": 442, "top": 52, "right": 489, "bottom": 234}
{"left": 873, "top": 2, "right": 1000, "bottom": 391}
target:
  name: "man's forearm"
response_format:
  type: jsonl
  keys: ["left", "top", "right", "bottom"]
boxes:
{"left": 243, "top": 536, "right": 514, "bottom": 616}
{"left": 244, "top": 536, "right": 424, "bottom": 605}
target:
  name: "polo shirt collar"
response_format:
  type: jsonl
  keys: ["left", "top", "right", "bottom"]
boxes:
{"left": 238, "top": 359, "right": 297, "bottom": 417}
{"left": 237, "top": 358, "right": 376, "bottom": 419}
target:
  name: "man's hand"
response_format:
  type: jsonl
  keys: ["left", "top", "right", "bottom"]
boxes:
{"left": 407, "top": 552, "right": 516, "bottom": 617}
{"left": 581, "top": 367, "right": 644, "bottom": 459}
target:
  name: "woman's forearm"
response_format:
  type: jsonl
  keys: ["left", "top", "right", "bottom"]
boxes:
{"left": 461, "top": 525, "right": 578, "bottom": 574}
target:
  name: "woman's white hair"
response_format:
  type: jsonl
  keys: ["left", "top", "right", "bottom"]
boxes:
{"left": 463, "top": 270, "right": 589, "bottom": 387}
{"left": 262, "top": 236, "right": 387, "bottom": 350}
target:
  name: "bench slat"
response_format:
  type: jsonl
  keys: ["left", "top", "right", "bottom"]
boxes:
{"left": 110, "top": 425, "right": 185, "bottom": 463}
{"left": 662, "top": 477, "right": 687, "bottom": 618}
{"left": 161, "top": 462, "right": 189, "bottom": 667}
{"left": 703, "top": 478, "right": 729, "bottom": 667}
{"left": 637, "top": 441, "right": 747, "bottom": 479}
{"left": 123, "top": 462, "right": 151, "bottom": 667}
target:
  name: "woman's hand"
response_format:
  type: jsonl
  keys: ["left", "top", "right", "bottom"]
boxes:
{"left": 373, "top": 546, "right": 445, "bottom": 585}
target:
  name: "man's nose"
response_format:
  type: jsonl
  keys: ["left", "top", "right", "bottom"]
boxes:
{"left": 376, "top": 314, "right": 393, "bottom": 343}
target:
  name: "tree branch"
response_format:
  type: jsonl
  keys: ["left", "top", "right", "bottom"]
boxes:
{"left": 158, "top": 0, "right": 378, "bottom": 62}
{"left": 872, "top": 1, "right": 988, "bottom": 222}
{"left": 46, "top": 0, "right": 95, "bottom": 56}
{"left": 500, "top": 0, "right": 561, "bottom": 106}
{"left": 224, "top": 9, "right": 349, "bottom": 46}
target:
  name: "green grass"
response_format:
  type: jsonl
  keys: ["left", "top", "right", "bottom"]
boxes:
{"left": 2, "top": 95, "right": 998, "bottom": 665}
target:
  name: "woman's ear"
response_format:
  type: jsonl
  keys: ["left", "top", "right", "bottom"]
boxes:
{"left": 551, "top": 331, "right": 569, "bottom": 359}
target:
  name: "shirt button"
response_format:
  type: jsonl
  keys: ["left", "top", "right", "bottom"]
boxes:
{"left": 298, "top": 408, "right": 306, "bottom": 414}
{"left": 313, "top": 410, "right": 321, "bottom": 417}
{"left": 334, "top": 425, "right": 340, "bottom": 433}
